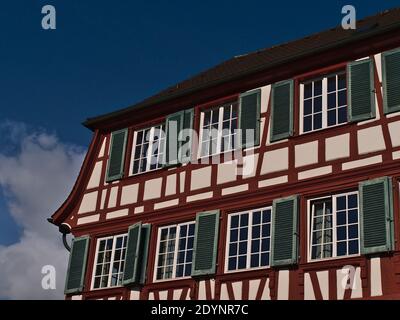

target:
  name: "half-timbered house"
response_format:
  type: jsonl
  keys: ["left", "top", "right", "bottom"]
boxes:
{"left": 50, "top": 8, "right": 400, "bottom": 300}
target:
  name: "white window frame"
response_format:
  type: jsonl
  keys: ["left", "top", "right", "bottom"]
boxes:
{"left": 91, "top": 233, "right": 128, "bottom": 290}
{"left": 307, "top": 191, "right": 360, "bottom": 263}
{"left": 224, "top": 206, "right": 272, "bottom": 274}
{"left": 198, "top": 103, "right": 238, "bottom": 158}
{"left": 300, "top": 71, "right": 347, "bottom": 134}
{"left": 153, "top": 221, "right": 195, "bottom": 283}
{"left": 129, "top": 124, "right": 165, "bottom": 176}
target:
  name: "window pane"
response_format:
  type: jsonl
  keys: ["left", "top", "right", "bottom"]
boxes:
{"left": 304, "top": 83, "right": 312, "bottom": 99}
{"left": 337, "top": 242, "right": 347, "bottom": 256}
{"left": 313, "top": 113, "right": 322, "bottom": 129}
{"left": 328, "top": 93, "right": 336, "bottom": 109}
{"left": 328, "top": 76, "right": 336, "bottom": 92}
{"left": 328, "top": 110, "right": 336, "bottom": 126}
{"left": 314, "top": 80, "right": 322, "bottom": 96}
{"left": 314, "top": 97, "right": 322, "bottom": 113}
{"left": 253, "top": 211, "right": 261, "bottom": 225}
{"left": 338, "top": 90, "right": 347, "bottom": 106}
{"left": 303, "top": 116, "right": 312, "bottom": 132}
{"left": 238, "top": 256, "right": 246, "bottom": 269}
{"left": 250, "top": 254, "right": 259, "bottom": 268}
{"left": 338, "top": 74, "right": 346, "bottom": 90}
{"left": 348, "top": 240, "right": 359, "bottom": 255}
{"left": 304, "top": 99, "right": 312, "bottom": 115}
{"left": 338, "top": 107, "right": 347, "bottom": 124}
{"left": 228, "top": 257, "right": 236, "bottom": 271}
{"left": 337, "top": 227, "right": 346, "bottom": 241}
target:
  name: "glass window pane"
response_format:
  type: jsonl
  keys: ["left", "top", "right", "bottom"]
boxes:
{"left": 348, "top": 240, "right": 359, "bottom": 255}
{"left": 337, "top": 242, "right": 347, "bottom": 256}
{"left": 338, "top": 74, "right": 346, "bottom": 90}
{"left": 240, "top": 214, "right": 249, "bottom": 226}
{"left": 238, "top": 256, "right": 246, "bottom": 269}
{"left": 304, "top": 83, "right": 312, "bottom": 99}
{"left": 337, "top": 211, "right": 347, "bottom": 226}
{"left": 303, "top": 116, "right": 312, "bottom": 132}
{"left": 328, "top": 93, "right": 336, "bottom": 109}
{"left": 304, "top": 99, "right": 312, "bottom": 115}
{"left": 348, "top": 210, "right": 358, "bottom": 224}
{"left": 337, "top": 226, "right": 346, "bottom": 241}
{"left": 348, "top": 225, "right": 358, "bottom": 239}
{"left": 338, "top": 90, "right": 347, "bottom": 106}
{"left": 228, "top": 257, "right": 236, "bottom": 271}
{"left": 314, "top": 113, "right": 322, "bottom": 129}
{"left": 239, "top": 228, "right": 248, "bottom": 241}
{"left": 337, "top": 196, "right": 346, "bottom": 210}
{"left": 250, "top": 254, "right": 259, "bottom": 268}
{"left": 338, "top": 107, "right": 347, "bottom": 124}
{"left": 253, "top": 211, "right": 261, "bottom": 225}
{"left": 314, "top": 97, "right": 322, "bottom": 113}
{"left": 314, "top": 80, "right": 322, "bottom": 96}
{"left": 328, "top": 110, "right": 336, "bottom": 126}
{"left": 328, "top": 76, "right": 336, "bottom": 92}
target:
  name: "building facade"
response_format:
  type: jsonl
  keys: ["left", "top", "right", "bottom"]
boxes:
{"left": 51, "top": 9, "right": 400, "bottom": 300}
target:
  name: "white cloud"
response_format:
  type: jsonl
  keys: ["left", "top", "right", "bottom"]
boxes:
{"left": 0, "top": 121, "right": 86, "bottom": 299}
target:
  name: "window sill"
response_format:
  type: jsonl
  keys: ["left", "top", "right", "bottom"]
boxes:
{"left": 306, "top": 253, "right": 361, "bottom": 265}
{"left": 152, "top": 276, "right": 192, "bottom": 284}
{"left": 223, "top": 265, "right": 270, "bottom": 275}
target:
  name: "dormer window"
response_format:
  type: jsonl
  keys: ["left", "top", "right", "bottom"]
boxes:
{"left": 300, "top": 72, "right": 348, "bottom": 134}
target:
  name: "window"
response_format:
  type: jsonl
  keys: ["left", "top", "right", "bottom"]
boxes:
{"left": 130, "top": 124, "right": 166, "bottom": 175}
{"left": 92, "top": 234, "right": 128, "bottom": 289}
{"left": 199, "top": 102, "right": 238, "bottom": 157}
{"left": 226, "top": 207, "right": 272, "bottom": 272}
{"left": 309, "top": 192, "right": 359, "bottom": 261}
{"left": 155, "top": 222, "right": 195, "bottom": 281}
{"left": 301, "top": 72, "right": 347, "bottom": 133}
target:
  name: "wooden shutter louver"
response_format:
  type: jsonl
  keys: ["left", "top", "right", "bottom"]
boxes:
{"left": 239, "top": 89, "right": 261, "bottom": 148}
{"left": 382, "top": 48, "right": 400, "bottom": 114}
{"left": 106, "top": 129, "right": 128, "bottom": 182}
{"left": 191, "top": 211, "right": 220, "bottom": 277}
{"left": 359, "top": 177, "right": 394, "bottom": 255}
{"left": 180, "top": 108, "right": 194, "bottom": 163}
{"left": 165, "top": 109, "right": 194, "bottom": 166}
{"left": 348, "top": 59, "right": 376, "bottom": 122}
{"left": 123, "top": 223, "right": 151, "bottom": 286}
{"left": 271, "top": 196, "right": 299, "bottom": 267}
{"left": 123, "top": 223, "right": 142, "bottom": 285}
{"left": 270, "top": 80, "right": 294, "bottom": 142}
{"left": 137, "top": 224, "right": 151, "bottom": 285}
{"left": 64, "top": 236, "right": 90, "bottom": 294}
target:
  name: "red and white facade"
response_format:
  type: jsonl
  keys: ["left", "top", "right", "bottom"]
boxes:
{"left": 51, "top": 10, "right": 400, "bottom": 300}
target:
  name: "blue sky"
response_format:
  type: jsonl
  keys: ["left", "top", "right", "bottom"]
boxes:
{"left": 0, "top": 0, "right": 398, "bottom": 299}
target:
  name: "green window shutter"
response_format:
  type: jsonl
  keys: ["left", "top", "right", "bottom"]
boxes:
{"left": 180, "top": 108, "right": 194, "bottom": 163}
{"left": 191, "top": 210, "right": 220, "bottom": 277}
{"left": 270, "top": 80, "right": 294, "bottom": 142}
{"left": 239, "top": 89, "right": 261, "bottom": 148}
{"left": 382, "top": 48, "right": 400, "bottom": 114}
{"left": 64, "top": 236, "right": 90, "bottom": 295}
{"left": 347, "top": 59, "right": 376, "bottom": 122}
{"left": 359, "top": 177, "right": 394, "bottom": 255}
{"left": 137, "top": 224, "right": 151, "bottom": 285}
{"left": 271, "top": 196, "right": 299, "bottom": 267}
{"left": 106, "top": 129, "right": 128, "bottom": 182}
{"left": 123, "top": 223, "right": 142, "bottom": 285}
{"left": 165, "top": 111, "right": 184, "bottom": 166}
